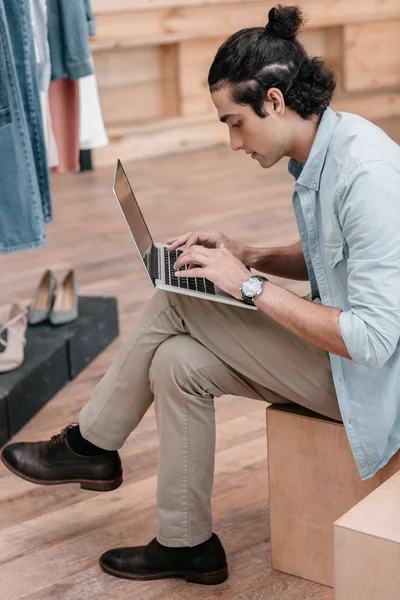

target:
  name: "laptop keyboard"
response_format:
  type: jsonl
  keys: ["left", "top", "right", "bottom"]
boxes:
{"left": 164, "top": 248, "right": 216, "bottom": 295}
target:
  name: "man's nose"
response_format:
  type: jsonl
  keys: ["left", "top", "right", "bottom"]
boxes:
{"left": 230, "top": 136, "right": 243, "bottom": 152}
{"left": 229, "top": 128, "right": 243, "bottom": 152}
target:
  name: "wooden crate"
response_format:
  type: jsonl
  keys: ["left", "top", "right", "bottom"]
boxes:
{"left": 266, "top": 404, "right": 400, "bottom": 587}
{"left": 335, "top": 470, "right": 400, "bottom": 600}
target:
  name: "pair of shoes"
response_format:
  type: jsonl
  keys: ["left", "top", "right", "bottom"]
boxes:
{"left": 28, "top": 269, "right": 79, "bottom": 326}
{"left": 0, "top": 423, "right": 123, "bottom": 492}
{"left": 1, "top": 425, "right": 228, "bottom": 585}
{"left": 0, "top": 303, "right": 28, "bottom": 373}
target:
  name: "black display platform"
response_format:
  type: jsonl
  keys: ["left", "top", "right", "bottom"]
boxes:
{"left": 0, "top": 296, "right": 119, "bottom": 446}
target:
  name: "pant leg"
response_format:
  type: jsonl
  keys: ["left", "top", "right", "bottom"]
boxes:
{"left": 79, "top": 289, "right": 188, "bottom": 449}
{"left": 150, "top": 333, "right": 296, "bottom": 547}
{"left": 79, "top": 289, "right": 340, "bottom": 450}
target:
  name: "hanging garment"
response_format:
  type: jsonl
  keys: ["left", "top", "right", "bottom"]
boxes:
{"left": 49, "top": 78, "right": 80, "bottom": 173}
{"left": 40, "top": 92, "right": 59, "bottom": 167}
{"left": 83, "top": 0, "right": 96, "bottom": 36}
{"left": 0, "top": 0, "right": 52, "bottom": 254}
{"left": 79, "top": 57, "right": 108, "bottom": 151}
{"left": 29, "top": 0, "right": 59, "bottom": 167}
{"left": 47, "top": 0, "right": 95, "bottom": 81}
{"left": 29, "top": 0, "right": 50, "bottom": 93}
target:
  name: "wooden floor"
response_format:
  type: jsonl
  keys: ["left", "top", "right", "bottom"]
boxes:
{"left": 0, "top": 117, "right": 399, "bottom": 600}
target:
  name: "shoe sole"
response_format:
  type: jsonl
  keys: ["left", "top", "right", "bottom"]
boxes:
{"left": 99, "top": 559, "right": 228, "bottom": 585}
{"left": 0, "top": 454, "right": 123, "bottom": 492}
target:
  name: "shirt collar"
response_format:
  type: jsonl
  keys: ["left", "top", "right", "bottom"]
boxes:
{"left": 288, "top": 107, "right": 338, "bottom": 191}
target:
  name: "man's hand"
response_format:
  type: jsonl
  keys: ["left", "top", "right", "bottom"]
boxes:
{"left": 173, "top": 245, "right": 250, "bottom": 300}
{"left": 167, "top": 230, "right": 247, "bottom": 263}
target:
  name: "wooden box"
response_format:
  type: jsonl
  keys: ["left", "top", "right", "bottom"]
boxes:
{"left": 266, "top": 404, "right": 400, "bottom": 587}
{"left": 334, "top": 470, "right": 400, "bottom": 600}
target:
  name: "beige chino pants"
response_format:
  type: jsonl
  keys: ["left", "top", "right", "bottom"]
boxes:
{"left": 79, "top": 289, "right": 340, "bottom": 547}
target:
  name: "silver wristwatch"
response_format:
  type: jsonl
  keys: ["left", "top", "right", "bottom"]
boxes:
{"left": 241, "top": 275, "right": 268, "bottom": 305}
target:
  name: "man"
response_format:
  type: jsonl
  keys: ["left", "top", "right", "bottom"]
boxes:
{"left": 2, "top": 4, "right": 400, "bottom": 586}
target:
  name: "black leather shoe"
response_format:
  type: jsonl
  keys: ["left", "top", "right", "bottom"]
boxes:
{"left": 1, "top": 424, "right": 123, "bottom": 492}
{"left": 99, "top": 534, "right": 228, "bottom": 585}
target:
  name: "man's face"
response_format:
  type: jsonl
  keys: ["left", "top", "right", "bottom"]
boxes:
{"left": 211, "top": 84, "right": 287, "bottom": 169}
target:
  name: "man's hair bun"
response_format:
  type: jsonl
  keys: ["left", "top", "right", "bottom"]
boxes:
{"left": 209, "top": 4, "right": 335, "bottom": 120}
{"left": 266, "top": 4, "right": 305, "bottom": 40}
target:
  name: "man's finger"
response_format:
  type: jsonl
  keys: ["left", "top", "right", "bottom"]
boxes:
{"left": 175, "top": 245, "right": 211, "bottom": 263}
{"left": 184, "top": 231, "right": 212, "bottom": 250}
{"left": 175, "top": 267, "right": 206, "bottom": 278}
{"left": 167, "top": 237, "right": 187, "bottom": 248}
{"left": 167, "top": 235, "right": 182, "bottom": 244}
{"left": 184, "top": 234, "right": 200, "bottom": 251}
{"left": 175, "top": 250, "right": 209, "bottom": 269}
{"left": 167, "top": 242, "right": 180, "bottom": 251}
{"left": 189, "top": 244, "right": 212, "bottom": 254}
{"left": 166, "top": 233, "right": 191, "bottom": 251}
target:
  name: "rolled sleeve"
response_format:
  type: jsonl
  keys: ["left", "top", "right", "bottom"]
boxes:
{"left": 58, "top": 0, "right": 93, "bottom": 80}
{"left": 338, "top": 161, "right": 400, "bottom": 368}
{"left": 84, "top": 0, "right": 97, "bottom": 36}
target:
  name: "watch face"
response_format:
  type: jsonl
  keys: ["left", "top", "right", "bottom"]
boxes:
{"left": 243, "top": 277, "right": 263, "bottom": 298}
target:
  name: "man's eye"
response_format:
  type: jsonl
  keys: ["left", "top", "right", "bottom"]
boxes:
{"left": 231, "top": 122, "right": 241, "bottom": 129}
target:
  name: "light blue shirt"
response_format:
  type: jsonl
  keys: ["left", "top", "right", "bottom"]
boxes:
{"left": 289, "top": 107, "right": 400, "bottom": 480}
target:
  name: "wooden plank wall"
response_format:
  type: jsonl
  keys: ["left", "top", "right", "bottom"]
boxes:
{"left": 90, "top": 0, "right": 400, "bottom": 165}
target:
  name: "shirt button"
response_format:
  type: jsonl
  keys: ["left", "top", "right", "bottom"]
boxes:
{"left": 338, "top": 376, "right": 342, "bottom": 383}
{"left": 312, "top": 182, "right": 317, "bottom": 189}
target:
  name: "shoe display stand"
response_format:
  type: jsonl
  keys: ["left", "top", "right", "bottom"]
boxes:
{"left": 0, "top": 296, "right": 119, "bottom": 447}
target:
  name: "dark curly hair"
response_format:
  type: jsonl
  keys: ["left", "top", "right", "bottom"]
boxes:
{"left": 208, "top": 5, "right": 336, "bottom": 120}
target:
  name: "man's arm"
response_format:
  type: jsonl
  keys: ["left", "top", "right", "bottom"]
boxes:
{"left": 254, "top": 283, "right": 352, "bottom": 360}
{"left": 253, "top": 162, "right": 400, "bottom": 366}
{"left": 243, "top": 240, "right": 309, "bottom": 280}
{"left": 174, "top": 243, "right": 351, "bottom": 359}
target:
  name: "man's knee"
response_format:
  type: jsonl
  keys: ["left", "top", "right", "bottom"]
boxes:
{"left": 149, "top": 334, "right": 196, "bottom": 391}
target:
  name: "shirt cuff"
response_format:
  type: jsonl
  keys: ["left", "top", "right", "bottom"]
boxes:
{"left": 339, "top": 310, "right": 371, "bottom": 366}
{"left": 67, "top": 59, "right": 94, "bottom": 80}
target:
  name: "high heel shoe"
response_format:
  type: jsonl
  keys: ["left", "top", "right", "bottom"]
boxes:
{"left": 28, "top": 269, "right": 57, "bottom": 325}
{"left": 49, "top": 270, "right": 79, "bottom": 326}
{"left": 0, "top": 304, "right": 28, "bottom": 373}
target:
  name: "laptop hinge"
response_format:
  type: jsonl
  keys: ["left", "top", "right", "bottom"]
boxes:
{"left": 150, "top": 245, "right": 159, "bottom": 281}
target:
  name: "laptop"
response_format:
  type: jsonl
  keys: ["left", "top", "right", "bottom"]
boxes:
{"left": 112, "top": 159, "right": 256, "bottom": 310}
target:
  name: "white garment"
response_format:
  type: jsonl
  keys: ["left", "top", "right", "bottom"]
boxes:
{"left": 29, "top": 0, "right": 50, "bottom": 92}
{"left": 30, "top": 0, "right": 59, "bottom": 167}
{"left": 79, "top": 58, "right": 108, "bottom": 150}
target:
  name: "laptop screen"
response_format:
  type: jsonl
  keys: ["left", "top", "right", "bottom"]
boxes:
{"left": 113, "top": 160, "right": 154, "bottom": 259}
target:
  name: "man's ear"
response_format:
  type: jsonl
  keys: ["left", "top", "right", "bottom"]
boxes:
{"left": 265, "top": 88, "right": 286, "bottom": 115}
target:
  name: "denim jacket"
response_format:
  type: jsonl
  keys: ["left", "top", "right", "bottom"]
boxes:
{"left": 289, "top": 107, "right": 400, "bottom": 480}
{"left": 47, "top": 0, "right": 96, "bottom": 81}
{"left": 0, "top": 0, "right": 51, "bottom": 253}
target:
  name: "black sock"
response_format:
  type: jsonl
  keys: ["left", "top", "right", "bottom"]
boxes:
{"left": 67, "top": 425, "right": 111, "bottom": 456}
